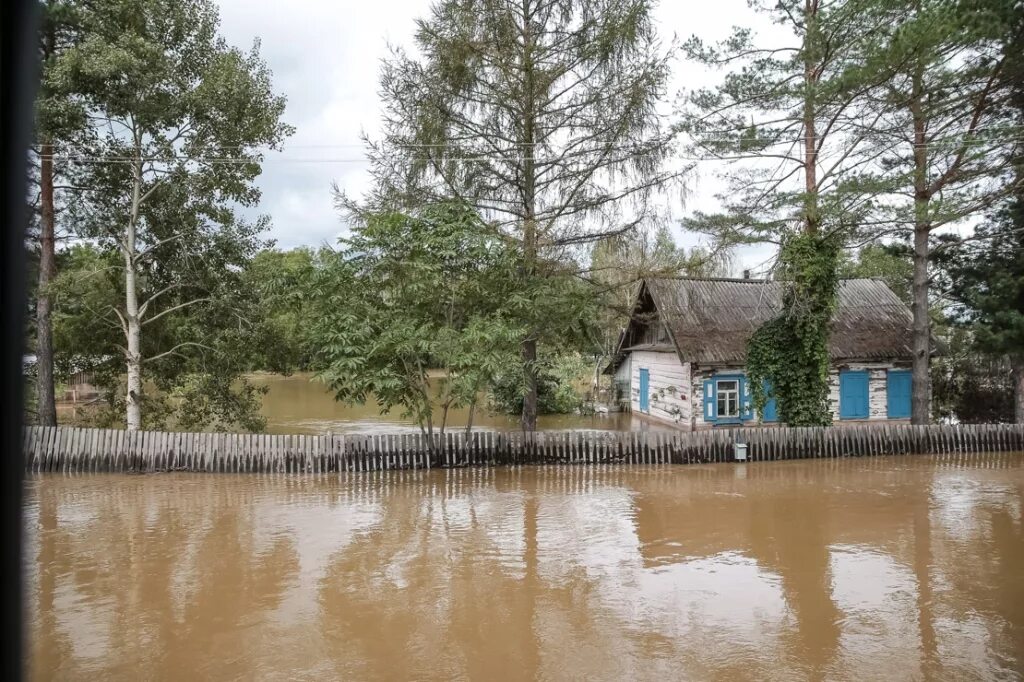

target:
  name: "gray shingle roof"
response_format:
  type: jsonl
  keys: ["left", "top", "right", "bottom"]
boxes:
{"left": 645, "top": 277, "right": 915, "bottom": 365}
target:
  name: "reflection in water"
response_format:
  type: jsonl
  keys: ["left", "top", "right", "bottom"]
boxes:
{"left": 25, "top": 455, "right": 1024, "bottom": 680}
{"left": 250, "top": 372, "right": 671, "bottom": 435}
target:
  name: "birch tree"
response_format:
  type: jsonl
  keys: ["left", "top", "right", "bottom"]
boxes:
{"left": 62, "top": 0, "right": 291, "bottom": 429}
{"left": 349, "top": 0, "right": 684, "bottom": 431}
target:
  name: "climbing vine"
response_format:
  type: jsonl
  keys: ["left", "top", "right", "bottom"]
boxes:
{"left": 747, "top": 233, "right": 841, "bottom": 426}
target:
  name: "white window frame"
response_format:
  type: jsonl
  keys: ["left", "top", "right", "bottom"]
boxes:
{"left": 716, "top": 379, "right": 740, "bottom": 419}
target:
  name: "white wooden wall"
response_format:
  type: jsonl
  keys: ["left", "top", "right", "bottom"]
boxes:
{"left": 690, "top": 361, "right": 909, "bottom": 428}
{"left": 630, "top": 350, "right": 691, "bottom": 427}
{"left": 827, "top": 363, "right": 903, "bottom": 421}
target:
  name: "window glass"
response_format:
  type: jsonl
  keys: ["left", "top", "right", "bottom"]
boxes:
{"left": 717, "top": 380, "right": 739, "bottom": 418}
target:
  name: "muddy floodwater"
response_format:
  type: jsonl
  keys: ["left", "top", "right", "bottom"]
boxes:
{"left": 25, "top": 455, "right": 1024, "bottom": 680}
{"left": 249, "top": 372, "right": 665, "bottom": 435}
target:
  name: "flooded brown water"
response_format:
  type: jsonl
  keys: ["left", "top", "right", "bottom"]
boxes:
{"left": 25, "top": 455, "right": 1024, "bottom": 680}
{"left": 250, "top": 372, "right": 663, "bottom": 435}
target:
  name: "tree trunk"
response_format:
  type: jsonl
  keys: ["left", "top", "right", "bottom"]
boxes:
{"left": 1013, "top": 358, "right": 1024, "bottom": 424}
{"left": 521, "top": 338, "right": 538, "bottom": 432}
{"left": 911, "top": 224, "right": 931, "bottom": 424}
{"left": 910, "top": 58, "right": 931, "bottom": 425}
{"left": 801, "top": 0, "right": 820, "bottom": 235}
{"left": 35, "top": 140, "right": 58, "bottom": 426}
{"left": 464, "top": 398, "right": 476, "bottom": 436}
{"left": 519, "top": 1, "right": 539, "bottom": 433}
{"left": 124, "top": 154, "right": 143, "bottom": 430}
{"left": 439, "top": 401, "right": 449, "bottom": 438}
{"left": 124, "top": 250, "right": 143, "bottom": 431}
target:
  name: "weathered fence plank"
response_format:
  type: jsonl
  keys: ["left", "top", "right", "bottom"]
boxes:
{"left": 21, "top": 424, "right": 1024, "bottom": 474}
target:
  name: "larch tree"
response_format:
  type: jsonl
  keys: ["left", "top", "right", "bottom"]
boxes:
{"left": 348, "top": 0, "right": 684, "bottom": 432}
{"left": 677, "top": 0, "right": 895, "bottom": 425}
{"left": 61, "top": 0, "right": 292, "bottom": 429}
{"left": 858, "top": 0, "right": 1018, "bottom": 423}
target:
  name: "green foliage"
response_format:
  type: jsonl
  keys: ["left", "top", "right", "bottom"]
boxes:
{"left": 747, "top": 233, "right": 842, "bottom": 426}
{"left": 354, "top": 0, "right": 682, "bottom": 430}
{"left": 840, "top": 242, "right": 914, "bottom": 306}
{"left": 242, "top": 247, "right": 319, "bottom": 373}
{"left": 677, "top": 0, "right": 891, "bottom": 242}
{"left": 307, "top": 203, "right": 523, "bottom": 435}
{"left": 50, "top": 239, "right": 274, "bottom": 431}
{"left": 357, "top": 0, "right": 680, "bottom": 225}
{"left": 941, "top": 219, "right": 1024, "bottom": 360}
{"left": 171, "top": 373, "right": 267, "bottom": 432}
{"left": 65, "top": 0, "right": 292, "bottom": 233}
{"left": 51, "top": 0, "right": 292, "bottom": 429}
{"left": 306, "top": 202, "right": 604, "bottom": 433}
{"left": 932, "top": 329, "right": 1015, "bottom": 423}
{"left": 34, "top": 0, "right": 90, "bottom": 144}
{"left": 939, "top": 201, "right": 1024, "bottom": 419}
{"left": 50, "top": 244, "right": 122, "bottom": 378}
{"left": 488, "top": 352, "right": 590, "bottom": 416}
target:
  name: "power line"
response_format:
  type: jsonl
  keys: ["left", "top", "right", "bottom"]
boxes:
{"left": 36, "top": 122, "right": 1024, "bottom": 156}
{"left": 43, "top": 137, "right": 1024, "bottom": 166}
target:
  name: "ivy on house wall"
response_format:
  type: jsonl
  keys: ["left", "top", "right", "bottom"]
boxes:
{"left": 747, "top": 233, "right": 841, "bottom": 426}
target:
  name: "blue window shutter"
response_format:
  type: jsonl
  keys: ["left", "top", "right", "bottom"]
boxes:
{"left": 703, "top": 379, "right": 716, "bottom": 422}
{"left": 839, "top": 371, "right": 869, "bottom": 419}
{"left": 638, "top": 369, "right": 650, "bottom": 413}
{"left": 741, "top": 377, "right": 753, "bottom": 420}
{"left": 887, "top": 370, "right": 911, "bottom": 419}
{"left": 762, "top": 379, "right": 778, "bottom": 422}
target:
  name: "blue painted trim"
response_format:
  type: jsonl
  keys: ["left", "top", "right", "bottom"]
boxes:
{"left": 638, "top": 368, "right": 650, "bottom": 413}
{"left": 761, "top": 379, "right": 778, "bottom": 422}
{"left": 839, "top": 370, "right": 870, "bottom": 420}
{"left": 887, "top": 370, "right": 912, "bottom": 419}
{"left": 702, "top": 379, "right": 716, "bottom": 423}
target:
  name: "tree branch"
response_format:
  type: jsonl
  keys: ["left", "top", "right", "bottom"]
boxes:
{"left": 141, "top": 297, "right": 211, "bottom": 327}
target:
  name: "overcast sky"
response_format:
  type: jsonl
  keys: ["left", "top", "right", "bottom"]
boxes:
{"left": 215, "top": 0, "right": 787, "bottom": 274}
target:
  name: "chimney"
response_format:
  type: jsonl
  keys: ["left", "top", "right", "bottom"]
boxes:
{"left": 742, "top": 269, "right": 751, "bottom": 280}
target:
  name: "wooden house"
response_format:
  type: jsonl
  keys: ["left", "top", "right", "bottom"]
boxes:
{"left": 605, "top": 277, "right": 917, "bottom": 429}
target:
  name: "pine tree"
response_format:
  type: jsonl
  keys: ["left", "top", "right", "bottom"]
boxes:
{"left": 858, "top": 0, "right": 1018, "bottom": 423}
{"left": 677, "top": 0, "right": 891, "bottom": 424}
{"left": 942, "top": 5, "right": 1024, "bottom": 423}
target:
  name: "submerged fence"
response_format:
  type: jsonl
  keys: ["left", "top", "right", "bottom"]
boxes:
{"left": 22, "top": 423, "right": 1024, "bottom": 474}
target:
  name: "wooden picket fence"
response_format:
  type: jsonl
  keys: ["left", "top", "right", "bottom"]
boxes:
{"left": 21, "top": 423, "right": 1024, "bottom": 474}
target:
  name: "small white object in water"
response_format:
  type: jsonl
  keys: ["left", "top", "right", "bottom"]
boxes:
{"left": 595, "top": 405, "right": 609, "bottom": 415}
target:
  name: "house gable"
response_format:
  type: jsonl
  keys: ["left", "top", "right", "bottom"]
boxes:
{"left": 619, "top": 283, "right": 674, "bottom": 351}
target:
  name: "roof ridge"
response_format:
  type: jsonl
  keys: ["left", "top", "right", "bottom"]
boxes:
{"left": 646, "top": 275, "right": 769, "bottom": 283}
{"left": 645, "top": 276, "right": 888, "bottom": 284}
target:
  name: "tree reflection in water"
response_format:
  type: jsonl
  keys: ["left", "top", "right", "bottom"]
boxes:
{"left": 24, "top": 454, "right": 1024, "bottom": 680}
